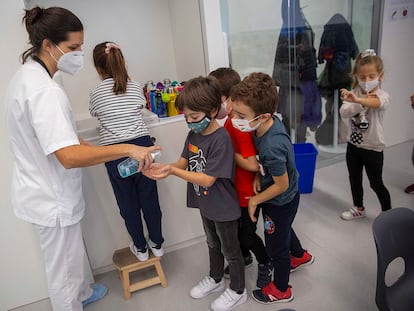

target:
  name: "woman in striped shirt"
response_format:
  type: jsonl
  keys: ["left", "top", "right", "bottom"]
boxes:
{"left": 89, "top": 42, "right": 164, "bottom": 261}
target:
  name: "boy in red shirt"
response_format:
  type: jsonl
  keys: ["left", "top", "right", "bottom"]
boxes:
{"left": 209, "top": 68, "right": 271, "bottom": 288}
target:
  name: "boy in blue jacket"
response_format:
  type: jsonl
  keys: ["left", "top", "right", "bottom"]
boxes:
{"left": 230, "top": 72, "right": 314, "bottom": 304}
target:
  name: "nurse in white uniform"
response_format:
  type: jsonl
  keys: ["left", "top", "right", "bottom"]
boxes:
{"left": 5, "top": 6, "right": 159, "bottom": 311}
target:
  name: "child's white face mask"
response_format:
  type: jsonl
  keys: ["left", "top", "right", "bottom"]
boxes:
{"left": 231, "top": 115, "right": 261, "bottom": 132}
{"left": 358, "top": 78, "right": 379, "bottom": 93}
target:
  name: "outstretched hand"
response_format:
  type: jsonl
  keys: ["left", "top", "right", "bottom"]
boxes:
{"left": 142, "top": 162, "right": 171, "bottom": 180}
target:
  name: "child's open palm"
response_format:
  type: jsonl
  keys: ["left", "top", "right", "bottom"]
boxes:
{"left": 143, "top": 163, "right": 170, "bottom": 180}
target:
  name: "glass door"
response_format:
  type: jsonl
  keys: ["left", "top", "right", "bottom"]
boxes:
{"left": 220, "top": 0, "right": 380, "bottom": 163}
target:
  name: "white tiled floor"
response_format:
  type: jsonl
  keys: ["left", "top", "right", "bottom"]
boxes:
{"left": 12, "top": 141, "right": 414, "bottom": 311}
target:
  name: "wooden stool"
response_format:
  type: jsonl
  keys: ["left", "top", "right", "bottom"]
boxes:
{"left": 112, "top": 247, "right": 167, "bottom": 300}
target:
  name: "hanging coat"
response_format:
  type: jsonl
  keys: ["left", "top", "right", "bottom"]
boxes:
{"left": 272, "top": 0, "right": 321, "bottom": 128}
{"left": 318, "top": 13, "right": 359, "bottom": 91}
{"left": 316, "top": 13, "right": 359, "bottom": 145}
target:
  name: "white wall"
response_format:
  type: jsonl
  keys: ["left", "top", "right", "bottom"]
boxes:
{"left": 30, "top": 0, "right": 179, "bottom": 115}
{"left": 380, "top": 0, "right": 414, "bottom": 145}
{"left": 27, "top": 0, "right": 208, "bottom": 116}
{"left": 169, "top": 0, "right": 207, "bottom": 80}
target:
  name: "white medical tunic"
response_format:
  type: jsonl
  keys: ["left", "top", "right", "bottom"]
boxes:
{"left": 5, "top": 61, "right": 84, "bottom": 227}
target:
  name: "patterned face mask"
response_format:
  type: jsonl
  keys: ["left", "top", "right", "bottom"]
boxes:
{"left": 186, "top": 115, "right": 211, "bottom": 133}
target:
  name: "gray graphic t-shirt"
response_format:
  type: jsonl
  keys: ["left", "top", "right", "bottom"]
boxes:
{"left": 181, "top": 127, "right": 240, "bottom": 222}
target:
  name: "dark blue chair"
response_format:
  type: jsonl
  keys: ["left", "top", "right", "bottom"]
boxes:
{"left": 372, "top": 207, "right": 414, "bottom": 311}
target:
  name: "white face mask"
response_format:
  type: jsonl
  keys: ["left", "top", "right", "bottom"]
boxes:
{"left": 217, "top": 100, "right": 232, "bottom": 119}
{"left": 50, "top": 45, "right": 84, "bottom": 75}
{"left": 358, "top": 78, "right": 379, "bottom": 93}
{"left": 231, "top": 115, "right": 261, "bottom": 132}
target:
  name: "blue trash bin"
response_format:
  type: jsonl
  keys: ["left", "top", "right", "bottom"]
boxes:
{"left": 293, "top": 143, "right": 318, "bottom": 194}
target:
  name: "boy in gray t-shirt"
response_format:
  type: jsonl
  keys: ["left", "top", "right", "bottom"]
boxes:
{"left": 144, "top": 76, "right": 247, "bottom": 311}
{"left": 182, "top": 130, "right": 241, "bottom": 222}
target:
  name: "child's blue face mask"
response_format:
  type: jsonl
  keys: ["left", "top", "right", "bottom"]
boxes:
{"left": 186, "top": 116, "right": 211, "bottom": 133}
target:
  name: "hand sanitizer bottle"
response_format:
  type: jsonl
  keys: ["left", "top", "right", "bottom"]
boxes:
{"left": 117, "top": 150, "right": 161, "bottom": 178}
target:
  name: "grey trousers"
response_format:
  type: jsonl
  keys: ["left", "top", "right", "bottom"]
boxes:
{"left": 201, "top": 215, "right": 245, "bottom": 292}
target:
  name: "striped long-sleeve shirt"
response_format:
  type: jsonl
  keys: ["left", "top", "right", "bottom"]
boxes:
{"left": 89, "top": 78, "right": 149, "bottom": 146}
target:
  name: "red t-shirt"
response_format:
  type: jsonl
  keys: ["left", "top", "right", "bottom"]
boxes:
{"left": 224, "top": 118, "right": 257, "bottom": 207}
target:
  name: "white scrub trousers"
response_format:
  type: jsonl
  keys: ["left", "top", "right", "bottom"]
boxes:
{"left": 34, "top": 222, "right": 92, "bottom": 311}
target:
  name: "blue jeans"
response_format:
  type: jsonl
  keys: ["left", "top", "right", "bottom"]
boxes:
{"left": 260, "top": 191, "right": 301, "bottom": 291}
{"left": 105, "top": 135, "right": 164, "bottom": 249}
{"left": 201, "top": 215, "right": 245, "bottom": 292}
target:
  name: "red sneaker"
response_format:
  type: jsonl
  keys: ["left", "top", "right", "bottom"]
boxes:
{"left": 252, "top": 282, "right": 293, "bottom": 304}
{"left": 290, "top": 250, "right": 315, "bottom": 272}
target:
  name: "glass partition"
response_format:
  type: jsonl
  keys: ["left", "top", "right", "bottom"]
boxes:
{"left": 220, "top": 0, "right": 380, "bottom": 163}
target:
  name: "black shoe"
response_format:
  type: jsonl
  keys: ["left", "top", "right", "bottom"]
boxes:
{"left": 256, "top": 260, "right": 273, "bottom": 288}
{"left": 224, "top": 254, "right": 254, "bottom": 279}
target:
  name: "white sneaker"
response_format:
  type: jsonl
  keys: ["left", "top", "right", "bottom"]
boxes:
{"left": 211, "top": 288, "right": 247, "bottom": 311}
{"left": 341, "top": 207, "right": 366, "bottom": 220}
{"left": 190, "top": 276, "right": 225, "bottom": 299}
{"left": 148, "top": 239, "right": 164, "bottom": 257}
{"left": 129, "top": 242, "right": 149, "bottom": 261}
